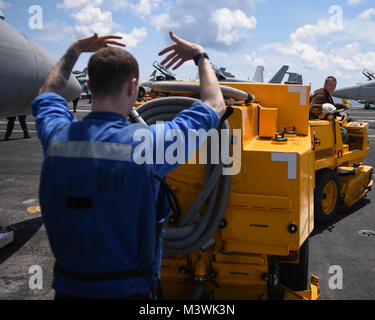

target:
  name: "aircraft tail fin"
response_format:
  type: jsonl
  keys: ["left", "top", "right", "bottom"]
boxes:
{"left": 284, "top": 72, "right": 303, "bottom": 85}
{"left": 269, "top": 65, "right": 289, "bottom": 84}
{"left": 253, "top": 65, "right": 264, "bottom": 83}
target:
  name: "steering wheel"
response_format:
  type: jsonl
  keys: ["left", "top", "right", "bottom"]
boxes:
{"left": 334, "top": 108, "right": 348, "bottom": 121}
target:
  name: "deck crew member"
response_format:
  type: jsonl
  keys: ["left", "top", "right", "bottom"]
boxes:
{"left": 32, "top": 31, "right": 225, "bottom": 300}
{"left": 310, "top": 76, "right": 350, "bottom": 143}
{"left": 4, "top": 115, "right": 30, "bottom": 140}
{"left": 310, "top": 76, "right": 351, "bottom": 120}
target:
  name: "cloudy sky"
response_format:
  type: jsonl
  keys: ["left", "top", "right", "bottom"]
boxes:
{"left": 1, "top": 0, "right": 375, "bottom": 91}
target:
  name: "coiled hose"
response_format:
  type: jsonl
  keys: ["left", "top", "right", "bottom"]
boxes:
{"left": 132, "top": 96, "right": 231, "bottom": 255}
{"left": 152, "top": 81, "right": 255, "bottom": 104}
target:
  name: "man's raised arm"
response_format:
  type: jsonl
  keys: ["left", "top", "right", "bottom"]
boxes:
{"left": 158, "top": 31, "right": 226, "bottom": 118}
{"left": 40, "top": 34, "right": 125, "bottom": 95}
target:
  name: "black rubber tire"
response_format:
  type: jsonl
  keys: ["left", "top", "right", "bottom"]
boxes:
{"left": 280, "top": 238, "right": 310, "bottom": 291}
{"left": 314, "top": 169, "right": 340, "bottom": 225}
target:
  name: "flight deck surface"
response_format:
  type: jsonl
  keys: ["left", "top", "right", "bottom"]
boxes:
{"left": 0, "top": 101, "right": 374, "bottom": 300}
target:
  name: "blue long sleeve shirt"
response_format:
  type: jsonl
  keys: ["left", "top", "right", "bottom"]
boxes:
{"left": 32, "top": 92, "right": 220, "bottom": 298}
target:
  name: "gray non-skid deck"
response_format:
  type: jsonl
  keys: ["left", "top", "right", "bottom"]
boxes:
{"left": 0, "top": 101, "right": 374, "bottom": 299}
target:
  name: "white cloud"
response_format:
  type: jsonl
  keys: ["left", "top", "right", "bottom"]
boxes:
{"left": 149, "top": 0, "right": 257, "bottom": 50}
{"left": 130, "top": 0, "right": 161, "bottom": 18}
{"left": 150, "top": 13, "right": 179, "bottom": 31}
{"left": 72, "top": 5, "right": 114, "bottom": 36}
{"left": 183, "top": 15, "right": 196, "bottom": 25}
{"left": 72, "top": 6, "right": 111, "bottom": 25}
{"left": 58, "top": 0, "right": 129, "bottom": 11}
{"left": 210, "top": 8, "right": 257, "bottom": 45}
{"left": 341, "top": 12, "right": 375, "bottom": 44}
{"left": 258, "top": 11, "right": 375, "bottom": 89}
{"left": 360, "top": 8, "right": 375, "bottom": 19}
{"left": 37, "top": 20, "right": 74, "bottom": 43}
{"left": 115, "top": 27, "right": 147, "bottom": 48}
{"left": 58, "top": 0, "right": 147, "bottom": 49}
{"left": 58, "top": 0, "right": 103, "bottom": 9}
{"left": 0, "top": 0, "right": 10, "bottom": 10}
{"left": 290, "top": 19, "right": 337, "bottom": 43}
{"left": 347, "top": 0, "right": 362, "bottom": 6}
{"left": 243, "top": 52, "right": 264, "bottom": 67}
{"left": 104, "top": 0, "right": 129, "bottom": 11}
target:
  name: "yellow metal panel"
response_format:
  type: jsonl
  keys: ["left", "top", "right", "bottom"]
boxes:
{"left": 212, "top": 261, "right": 268, "bottom": 286}
{"left": 296, "top": 150, "right": 315, "bottom": 250}
{"left": 346, "top": 121, "right": 369, "bottom": 134}
{"left": 220, "top": 82, "right": 311, "bottom": 136}
{"left": 283, "top": 275, "right": 320, "bottom": 300}
{"left": 259, "top": 107, "right": 278, "bottom": 138}
{"left": 310, "top": 121, "right": 335, "bottom": 153}
{"left": 222, "top": 206, "right": 293, "bottom": 256}
{"left": 339, "top": 165, "right": 373, "bottom": 207}
{"left": 246, "top": 135, "right": 312, "bottom": 154}
{"left": 228, "top": 193, "right": 293, "bottom": 211}
{"left": 224, "top": 239, "right": 290, "bottom": 256}
{"left": 215, "top": 252, "right": 266, "bottom": 265}
{"left": 229, "top": 104, "right": 258, "bottom": 148}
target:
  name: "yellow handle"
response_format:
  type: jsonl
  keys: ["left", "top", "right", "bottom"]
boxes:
{"left": 342, "top": 98, "right": 350, "bottom": 105}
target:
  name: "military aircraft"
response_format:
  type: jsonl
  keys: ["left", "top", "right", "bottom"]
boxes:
{"left": 73, "top": 67, "right": 90, "bottom": 97}
{"left": 138, "top": 61, "right": 177, "bottom": 99}
{"left": 138, "top": 62, "right": 303, "bottom": 99}
{"left": 0, "top": 13, "right": 81, "bottom": 117}
{"left": 212, "top": 64, "right": 303, "bottom": 85}
{"left": 333, "top": 69, "right": 375, "bottom": 110}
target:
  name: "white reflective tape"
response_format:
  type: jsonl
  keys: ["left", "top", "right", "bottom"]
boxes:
{"left": 288, "top": 86, "right": 307, "bottom": 106}
{"left": 287, "top": 153, "right": 297, "bottom": 179}
{"left": 47, "top": 141, "right": 133, "bottom": 162}
{"left": 242, "top": 109, "right": 247, "bottom": 137}
{"left": 271, "top": 152, "right": 297, "bottom": 179}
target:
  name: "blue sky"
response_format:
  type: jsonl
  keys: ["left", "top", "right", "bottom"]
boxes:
{"left": 1, "top": 0, "right": 375, "bottom": 91}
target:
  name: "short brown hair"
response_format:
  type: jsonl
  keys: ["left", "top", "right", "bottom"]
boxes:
{"left": 88, "top": 47, "right": 139, "bottom": 98}
{"left": 325, "top": 76, "right": 337, "bottom": 84}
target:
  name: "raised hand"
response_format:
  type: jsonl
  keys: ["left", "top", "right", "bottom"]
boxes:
{"left": 158, "top": 31, "right": 204, "bottom": 70}
{"left": 72, "top": 33, "right": 126, "bottom": 54}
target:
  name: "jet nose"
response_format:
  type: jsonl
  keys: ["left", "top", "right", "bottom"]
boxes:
{"left": 333, "top": 81, "right": 375, "bottom": 101}
{"left": 29, "top": 40, "right": 82, "bottom": 101}
{"left": 62, "top": 74, "right": 82, "bottom": 101}
{"left": 333, "top": 84, "right": 362, "bottom": 100}
{"left": 0, "top": 17, "right": 82, "bottom": 117}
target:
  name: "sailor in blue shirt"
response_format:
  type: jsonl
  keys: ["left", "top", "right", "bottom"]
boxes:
{"left": 32, "top": 31, "right": 226, "bottom": 299}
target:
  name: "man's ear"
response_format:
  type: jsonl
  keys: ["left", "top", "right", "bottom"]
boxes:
{"left": 127, "top": 78, "right": 138, "bottom": 96}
